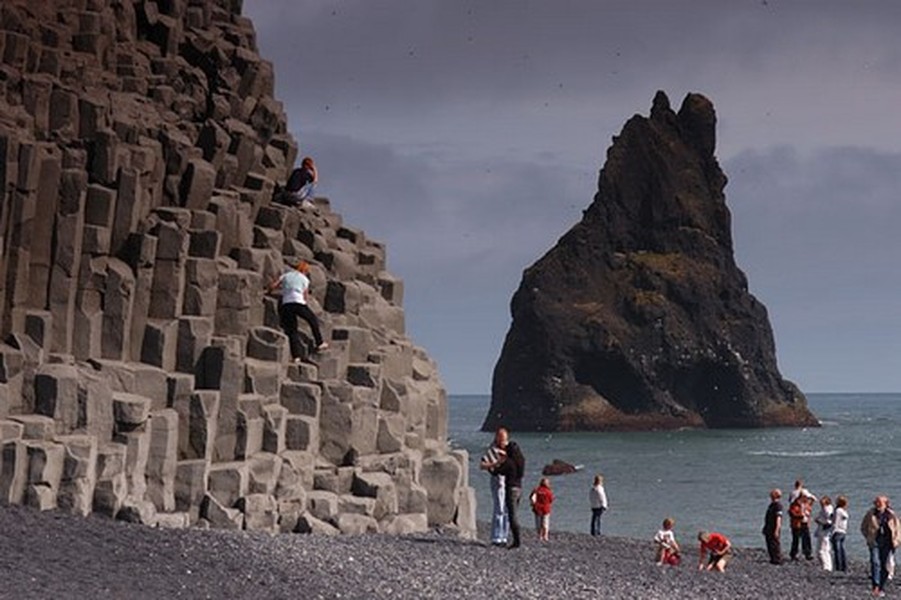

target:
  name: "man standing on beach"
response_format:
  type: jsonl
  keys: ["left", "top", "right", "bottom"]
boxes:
{"left": 861, "top": 495, "right": 901, "bottom": 597}
{"left": 479, "top": 430, "right": 509, "bottom": 546}
{"left": 763, "top": 488, "right": 784, "bottom": 565}
{"left": 493, "top": 427, "right": 525, "bottom": 549}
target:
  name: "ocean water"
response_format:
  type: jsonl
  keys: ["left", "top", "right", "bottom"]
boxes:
{"left": 448, "top": 393, "right": 901, "bottom": 559}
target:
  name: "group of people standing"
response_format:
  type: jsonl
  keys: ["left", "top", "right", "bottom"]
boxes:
{"left": 480, "top": 432, "right": 901, "bottom": 597}
{"left": 764, "top": 480, "right": 901, "bottom": 596}
{"left": 479, "top": 427, "right": 608, "bottom": 548}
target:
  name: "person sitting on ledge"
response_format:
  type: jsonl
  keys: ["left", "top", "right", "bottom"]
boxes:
{"left": 284, "top": 156, "right": 318, "bottom": 206}
{"left": 267, "top": 261, "right": 328, "bottom": 362}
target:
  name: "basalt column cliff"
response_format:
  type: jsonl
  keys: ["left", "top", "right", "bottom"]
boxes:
{"left": 0, "top": 1, "right": 475, "bottom": 536}
{"left": 486, "top": 91, "right": 817, "bottom": 432}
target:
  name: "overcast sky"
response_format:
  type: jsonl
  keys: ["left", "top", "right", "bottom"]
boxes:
{"left": 245, "top": 1, "right": 901, "bottom": 395}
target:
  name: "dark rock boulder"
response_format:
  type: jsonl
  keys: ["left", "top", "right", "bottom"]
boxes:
{"left": 485, "top": 91, "right": 818, "bottom": 432}
{"left": 541, "top": 459, "right": 580, "bottom": 476}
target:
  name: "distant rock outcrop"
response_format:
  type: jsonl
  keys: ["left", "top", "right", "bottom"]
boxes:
{"left": 485, "top": 91, "right": 817, "bottom": 432}
{"left": 0, "top": 0, "right": 474, "bottom": 537}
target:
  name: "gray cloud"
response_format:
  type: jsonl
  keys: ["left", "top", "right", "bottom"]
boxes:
{"left": 245, "top": 1, "right": 901, "bottom": 393}
{"left": 727, "top": 146, "right": 901, "bottom": 391}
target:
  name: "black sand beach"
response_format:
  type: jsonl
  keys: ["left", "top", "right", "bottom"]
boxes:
{"left": 0, "top": 506, "right": 876, "bottom": 599}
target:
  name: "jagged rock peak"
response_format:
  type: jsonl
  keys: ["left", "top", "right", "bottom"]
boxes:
{"left": 486, "top": 91, "right": 817, "bottom": 432}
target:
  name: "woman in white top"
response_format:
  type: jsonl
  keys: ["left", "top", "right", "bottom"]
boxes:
{"left": 589, "top": 474, "right": 608, "bottom": 536}
{"left": 268, "top": 261, "right": 328, "bottom": 362}
{"left": 832, "top": 495, "right": 849, "bottom": 572}
{"left": 814, "top": 495, "right": 835, "bottom": 571}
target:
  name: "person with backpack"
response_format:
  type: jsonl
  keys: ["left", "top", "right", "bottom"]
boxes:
{"left": 493, "top": 427, "right": 525, "bottom": 549}
{"left": 789, "top": 492, "right": 815, "bottom": 561}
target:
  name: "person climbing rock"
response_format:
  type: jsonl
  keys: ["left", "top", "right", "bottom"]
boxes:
{"left": 267, "top": 261, "right": 328, "bottom": 362}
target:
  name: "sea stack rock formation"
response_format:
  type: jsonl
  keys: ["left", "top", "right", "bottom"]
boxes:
{"left": 0, "top": 0, "right": 475, "bottom": 537}
{"left": 486, "top": 91, "right": 817, "bottom": 432}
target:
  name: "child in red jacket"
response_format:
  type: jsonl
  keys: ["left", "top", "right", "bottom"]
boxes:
{"left": 530, "top": 477, "right": 555, "bottom": 541}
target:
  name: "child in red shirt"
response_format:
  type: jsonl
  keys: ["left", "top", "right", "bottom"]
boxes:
{"left": 530, "top": 478, "right": 555, "bottom": 542}
{"left": 698, "top": 531, "right": 732, "bottom": 572}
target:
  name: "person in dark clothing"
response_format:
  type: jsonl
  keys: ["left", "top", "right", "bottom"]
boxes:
{"left": 284, "top": 156, "right": 318, "bottom": 206}
{"left": 493, "top": 427, "right": 525, "bottom": 549}
{"left": 763, "top": 488, "right": 784, "bottom": 565}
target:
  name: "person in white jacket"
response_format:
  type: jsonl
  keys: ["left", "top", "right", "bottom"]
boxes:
{"left": 814, "top": 495, "right": 835, "bottom": 571}
{"left": 589, "top": 474, "right": 608, "bottom": 536}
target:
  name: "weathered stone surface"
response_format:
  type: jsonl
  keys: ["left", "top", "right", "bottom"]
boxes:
{"left": 11, "top": 415, "right": 56, "bottom": 441}
{"left": 146, "top": 409, "right": 178, "bottom": 512}
{"left": 275, "top": 450, "right": 313, "bottom": 500}
{"left": 247, "top": 452, "right": 281, "bottom": 496}
{"left": 277, "top": 496, "right": 306, "bottom": 533}
{"left": 112, "top": 392, "right": 151, "bottom": 431}
{"left": 155, "top": 512, "right": 192, "bottom": 529}
{"left": 33, "top": 364, "right": 80, "bottom": 434}
{"left": 243, "top": 358, "right": 280, "bottom": 398}
{"left": 176, "top": 316, "right": 214, "bottom": 373}
{"left": 261, "top": 403, "right": 287, "bottom": 455}
{"left": 0, "top": 0, "right": 474, "bottom": 537}
{"left": 174, "top": 390, "right": 219, "bottom": 460}
{"left": 279, "top": 381, "right": 320, "bottom": 417}
{"left": 93, "top": 443, "right": 127, "bottom": 518}
{"left": 116, "top": 498, "right": 157, "bottom": 525}
{"left": 200, "top": 493, "right": 243, "bottom": 530}
{"left": 175, "top": 459, "right": 208, "bottom": 516}
{"left": 56, "top": 435, "right": 98, "bottom": 517}
{"left": 1, "top": 441, "right": 27, "bottom": 504}
{"left": 488, "top": 91, "right": 818, "bottom": 432}
{"left": 237, "top": 493, "right": 278, "bottom": 533}
{"left": 208, "top": 461, "right": 248, "bottom": 508}
{"left": 141, "top": 319, "right": 178, "bottom": 371}
{"left": 195, "top": 336, "right": 242, "bottom": 462}
{"left": 420, "top": 455, "right": 462, "bottom": 526}
{"left": 351, "top": 471, "right": 398, "bottom": 520}
{"left": 284, "top": 415, "right": 317, "bottom": 452}
{"left": 376, "top": 414, "right": 405, "bottom": 454}
{"left": 246, "top": 326, "right": 287, "bottom": 363}
{"left": 235, "top": 395, "right": 264, "bottom": 460}
{"left": 336, "top": 512, "right": 379, "bottom": 535}
{"left": 295, "top": 512, "right": 339, "bottom": 535}
{"left": 116, "top": 429, "right": 149, "bottom": 501}
{"left": 380, "top": 513, "right": 428, "bottom": 535}
{"left": 306, "top": 490, "right": 338, "bottom": 523}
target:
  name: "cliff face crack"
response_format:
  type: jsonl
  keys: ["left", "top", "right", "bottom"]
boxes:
{"left": 486, "top": 91, "right": 818, "bottom": 432}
